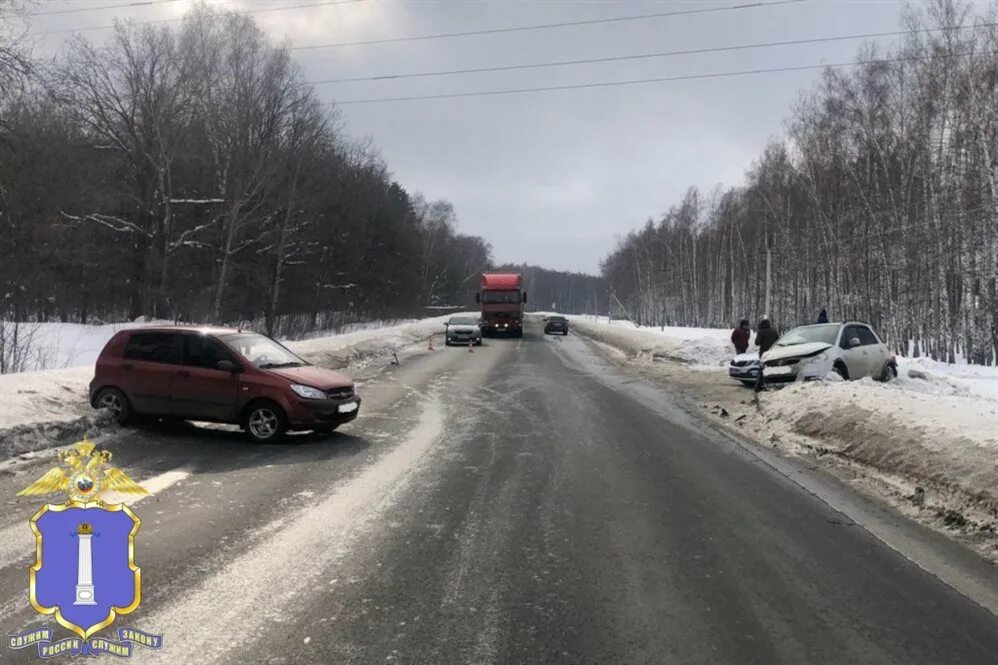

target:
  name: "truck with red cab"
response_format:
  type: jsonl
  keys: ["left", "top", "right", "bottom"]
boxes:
{"left": 476, "top": 273, "right": 527, "bottom": 337}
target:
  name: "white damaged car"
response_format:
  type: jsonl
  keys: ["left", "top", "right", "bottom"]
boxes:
{"left": 761, "top": 322, "right": 897, "bottom": 384}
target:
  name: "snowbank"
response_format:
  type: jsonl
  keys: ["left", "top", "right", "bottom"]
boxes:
{"left": 897, "top": 356, "right": 998, "bottom": 402}
{"left": 0, "top": 315, "right": 464, "bottom": 459}
{"left": 761, "top": 378, "right": 998, "bottom": 511}
{"left": 289, "top": 315, "right": 469, "bottom": 368}
{"left": 566, "top": 316, "right": 740, "bottom": 368}
{"left": 568, "top": 315, "right": 998, "bottom": 530}
{"left": 1, "top": 367, "right": 95, "bottom": 431}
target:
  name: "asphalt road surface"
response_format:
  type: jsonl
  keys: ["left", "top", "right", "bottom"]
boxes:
{"left": 4, "top": 319, "right": 998, "bottom": 664}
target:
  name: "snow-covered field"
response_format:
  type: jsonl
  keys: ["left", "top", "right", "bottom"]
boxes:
{"left": 567, "top": 316, "right": 998, "bottom": 541}
{"left": 0, "top": 315, "right": 465, "bottom": 458}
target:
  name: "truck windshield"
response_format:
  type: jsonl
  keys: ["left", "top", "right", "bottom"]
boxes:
{"left": 482, "top": 290, "right": 521, "bottom": 304}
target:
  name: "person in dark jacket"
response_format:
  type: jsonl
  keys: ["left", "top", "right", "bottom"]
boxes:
{"left": 731, "top": 319, "right": 750, "bottom": 354}
{"left": 755, "top": 319, "right": 779, "bottom": 354}
{"left": 753, "top": 319, "right": 781, "bottom": 392}
{"left": 817, "top": 308, "right": 829, "bottom": 324}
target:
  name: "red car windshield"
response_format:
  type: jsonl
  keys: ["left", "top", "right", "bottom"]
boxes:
{"left": 219, "top": 333, "right": 306, "bottom": 369}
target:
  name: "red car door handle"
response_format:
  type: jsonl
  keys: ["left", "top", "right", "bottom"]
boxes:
{"left": 177, "top": 370, "right": 191, "bottom": 377}
{"left": 121, "top": 363, "right": 133, "bottom": 370}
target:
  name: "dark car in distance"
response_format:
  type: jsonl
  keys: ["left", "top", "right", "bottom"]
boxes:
{"left": 544, "top": 316, "right": 569, "bottom": 336}
{"left": 89, "top": 326, "right": 360, "bottom": 442}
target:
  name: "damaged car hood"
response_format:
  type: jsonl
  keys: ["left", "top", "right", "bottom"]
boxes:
{"left": 762, "top": 342, "right": 831, "bottom": 363}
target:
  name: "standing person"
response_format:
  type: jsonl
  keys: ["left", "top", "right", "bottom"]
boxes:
{"left": 731, "top": 319, "right": 750, "bottom": 354}
{"left": 754, "top": 319, "right": 780, "bottom": 392}
{"left": 817, "top": 308, "right": 829, "bottom": 324}
{"left": 755, "top": 319, "right": 779, "bottom": 354}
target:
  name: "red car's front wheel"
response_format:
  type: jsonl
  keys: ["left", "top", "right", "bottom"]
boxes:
{"left": 95, "top": 387, "right": 131, "bottom": 425}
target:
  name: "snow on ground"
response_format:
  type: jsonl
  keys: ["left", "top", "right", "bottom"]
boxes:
{"left": 290, "top": 315, "right": 467, "bottom": 369}
{"left": 0, "top": 314, "right": 465, "bottom": 459}
{"left": 565, "top": 316, "right": 743, "bottom": 368}
{"left": 0, "top": 366, "right": 95, "bottom": 431}
{"left": 761, "top": 377, "right": 998, "bottom": 509}
{"left": 297, "top": 318, "right": 419, "bottom": 340}
{"left": 897, "top": 356, "right": 998, "bottom": 401}
{"left": 566, "top": 315, "right": 998, "bottom": 531}
{"left": 9, "top": 320, "right": 171, "bottom": 372}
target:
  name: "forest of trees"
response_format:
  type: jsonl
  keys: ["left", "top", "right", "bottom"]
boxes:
{"left": 0, "top": 2, "right": 493, "bottom": 347}
{"left": 602, "top": 0, "right": 998, "bottom": 365}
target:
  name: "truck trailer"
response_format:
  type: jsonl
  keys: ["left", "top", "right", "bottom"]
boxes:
{"left": 476, "top": 273, "right": 526, "bottom": 337}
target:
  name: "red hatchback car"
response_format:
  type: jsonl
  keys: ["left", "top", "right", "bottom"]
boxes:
{"left": 89, "top": 326, "right": 360, "bottom": 442}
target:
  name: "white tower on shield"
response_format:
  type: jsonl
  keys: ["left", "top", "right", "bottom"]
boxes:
{"left": 74, "top": 523, "right": 96, "bottom": 606}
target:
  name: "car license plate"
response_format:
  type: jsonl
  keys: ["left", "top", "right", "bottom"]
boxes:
{"left": 766, "top": 366, "right": 793, "bottom": 376}
{"left": 337, "top": 401, "right": 358, "bottom": 414}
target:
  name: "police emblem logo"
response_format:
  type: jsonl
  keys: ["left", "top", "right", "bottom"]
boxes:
{"left": 7, "top": 438, "right": 163, "bottom": 658}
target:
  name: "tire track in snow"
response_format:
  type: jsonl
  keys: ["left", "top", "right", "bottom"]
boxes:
{"left": 129, "top": 395, "right": 445, "bottom": 664}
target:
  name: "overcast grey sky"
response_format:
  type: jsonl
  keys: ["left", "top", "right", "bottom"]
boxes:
{"left": 22, "top": 0, "right": 943, "bottom": 273}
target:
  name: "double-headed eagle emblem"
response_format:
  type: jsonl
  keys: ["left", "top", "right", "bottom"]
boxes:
{"left": 18, "top": 438, "right": 147, "bottom": 503}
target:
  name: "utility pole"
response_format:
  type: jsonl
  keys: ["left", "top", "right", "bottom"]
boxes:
{"left": 764, "top": 233, "right": 772, "bottom": 320}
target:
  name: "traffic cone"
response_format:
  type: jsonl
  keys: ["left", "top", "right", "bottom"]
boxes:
{"left": 468, "top": 338, "right": 474, "bottom": 353}
{"left": 428, "top": 336, "right": 434, "bottom": 352}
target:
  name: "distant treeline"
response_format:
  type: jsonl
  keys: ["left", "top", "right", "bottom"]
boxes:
{"left": 602, "top": 0, "right": 998, "bottom": 364}
{"left": 0, "top": 3, "right": 492, "bottom": 339}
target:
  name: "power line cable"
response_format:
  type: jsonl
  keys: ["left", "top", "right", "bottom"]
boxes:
{"left": 310, "top": 22, "right": 997, "bottom": 85}
{"left": 31, "top": 0, "right": 363, "bottom": 36}
{"left": 32, "top": 0, "right": 182, "bottom": 17}
{"left": 328, "top": 50, "right": 993, "bottom": 104}
{"left": 291, "top": 0, "right": 808, "bottom": 50}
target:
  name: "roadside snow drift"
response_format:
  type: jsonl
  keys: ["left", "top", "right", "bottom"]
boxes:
{"left": 566, "top": 317, "right": 740, "bottom": 368}
{"left": 762, "top": 377, "right": 998, "bottom": 512}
